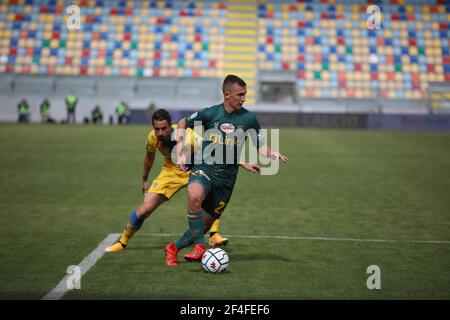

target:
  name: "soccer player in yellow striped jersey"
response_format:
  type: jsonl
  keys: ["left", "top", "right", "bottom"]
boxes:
{"left": 106, "top": 109, "right": 232, "bottom": 252}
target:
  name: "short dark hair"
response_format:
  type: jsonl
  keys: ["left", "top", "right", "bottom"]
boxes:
{"left": 152, "top": 109, "right": 171, "bottom": 125}
{"left": 222, "top": 74, "right": 246, "bottom": 92}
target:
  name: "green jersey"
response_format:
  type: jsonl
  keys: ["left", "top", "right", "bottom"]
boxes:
{"left": 18, "top": 101, "right": 29, "bottom": 115}
{"left": 92, "top": 107, "right": 103, "bottom": 120}
{"left": 116, "top": 103, "right": 127, "bottom": 115}
{"left": 65, "top": 95, "right": 78, "bottom": 110}
{"left": 41, "top": 100, "right": 50, "bottom": 116}
{"left": 185, "top": 103, "right": 264, "bottom": 187}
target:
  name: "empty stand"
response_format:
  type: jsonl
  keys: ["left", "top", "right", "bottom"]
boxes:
{"left": 0, "top": 0, "right": 449, "bottom": 118}
{"left": 256, "top": 0, "right": 449, "bottom": 104}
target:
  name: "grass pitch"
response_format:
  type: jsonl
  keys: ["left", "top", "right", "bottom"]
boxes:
{"left": 0, "top": 124, "right": 449, "bottom": 299}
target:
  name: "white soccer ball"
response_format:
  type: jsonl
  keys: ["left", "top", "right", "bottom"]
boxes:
{"left": 201, "top": 248, "right": 230, "bottom": 274}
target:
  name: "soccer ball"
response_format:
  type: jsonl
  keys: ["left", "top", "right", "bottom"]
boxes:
{"left": 201, "top": 248, "right": 230, "bottom": 274}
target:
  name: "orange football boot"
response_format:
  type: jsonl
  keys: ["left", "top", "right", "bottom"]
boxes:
{"left": 184, "top": 244, "right": 206, "bottom": 262}
{"left": 165, "top": 242, "right": 180, "bottom": 267}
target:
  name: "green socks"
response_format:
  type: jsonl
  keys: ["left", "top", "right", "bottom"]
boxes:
{"left": 175, "top": 210, "right": 205, "bottom": 249}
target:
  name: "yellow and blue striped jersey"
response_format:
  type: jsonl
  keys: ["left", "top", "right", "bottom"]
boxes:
{"left": 146, "top": 124, "right": 199, "bottom": 170}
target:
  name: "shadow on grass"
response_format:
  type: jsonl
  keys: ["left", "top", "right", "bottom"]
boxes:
{"left": 124, "top": 245, "right": 293, "bottom": 265}
{"left": 230, "top": 253, "right": 292, "bottom": 263}
{"left": 124, "top": 244, "right": 166, "bottom": 251}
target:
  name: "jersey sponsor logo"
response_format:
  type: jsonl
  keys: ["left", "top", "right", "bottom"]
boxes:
{"left": 152, "top": 182, "right": 158, "bottom": 189}
{"left": 189, "top": 112, "right": 198, "bottom": 120}
{"left": 210, "top": 133, "right": 238, "bottom": 146}
{"left": 219, "top": 123, "right": 235, "bottom": 133}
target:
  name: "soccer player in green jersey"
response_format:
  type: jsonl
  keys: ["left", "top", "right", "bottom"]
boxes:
{"left": 164, "top": 75, "right": 288, "bottom": 266}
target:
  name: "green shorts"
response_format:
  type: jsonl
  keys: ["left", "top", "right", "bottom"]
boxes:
{"left": 188, "top": 169, "right": 234, "bottom": 218}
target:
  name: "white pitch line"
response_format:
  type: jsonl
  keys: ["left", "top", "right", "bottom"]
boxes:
{"left": 42, "top": 231, "right": 449, "bottom": 300}
{"left": 140, "top": 233, "right": 450, "bottom": 245}
{"left": 42, "top": 233, "right": 120, "bottom": 300}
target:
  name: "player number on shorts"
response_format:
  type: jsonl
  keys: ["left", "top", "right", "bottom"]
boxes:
{"left": 214, "top": 201, "right": 226, "bottom": 214}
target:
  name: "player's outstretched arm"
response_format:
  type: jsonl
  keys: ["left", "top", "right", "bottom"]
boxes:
{"left": 176, "top": 118, "right": 189, "bottom": 171}
{"left": 239, "top": 162, "right": 261, "bottom": 174}
{"left": 258, "top": 145, "right": 289, "bottom": 163}
{"left": 142, "top": 151, "right": 155, "bottom": 194}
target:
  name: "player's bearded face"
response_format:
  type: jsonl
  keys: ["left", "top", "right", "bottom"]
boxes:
{"left": 153, "top": 120, "right": 171, "bottom": 141}
{"left": 226, "top": 84, "right": 247, "bottom": 110}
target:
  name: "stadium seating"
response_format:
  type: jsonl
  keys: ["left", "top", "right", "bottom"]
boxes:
{"left": 0, "top": 0, "right": 449, "bottom": 107}
{"left": 0, "top": 0, "right": 227, "bottom": 78}
{"left": 257, "top": 0, "right": 450, "bottom": 100}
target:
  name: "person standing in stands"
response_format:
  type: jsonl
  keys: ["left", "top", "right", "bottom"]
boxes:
{"left": 65, "top": 91, "right": 78, "bottom": 124}
{"left": 17, "top": 98, "right": 30, "bottom": 123}
{"left": 40, "top": 98, "right": 51, "bottom": 124}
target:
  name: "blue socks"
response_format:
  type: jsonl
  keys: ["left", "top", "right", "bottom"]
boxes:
{"left": 129, "top": 210, "right": 145, "bottom": 229}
